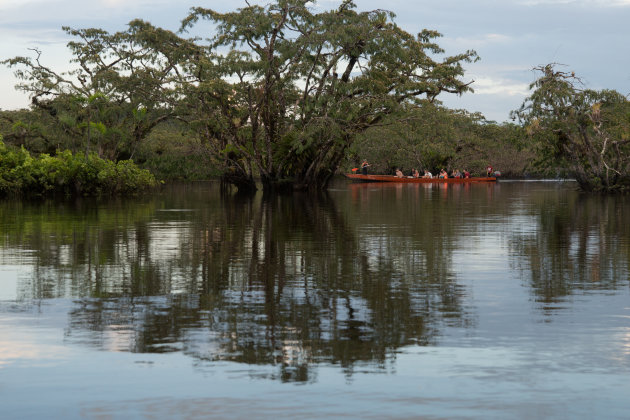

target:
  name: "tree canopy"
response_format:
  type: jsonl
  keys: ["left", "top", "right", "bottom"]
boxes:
{"left": 2, "top": 21, "right": 192, "bottom": 160}
{"left": 513, "top": 64, "right": 630, "bottom": 192}
{"left": 178, "top": 0, "right": 478, "bottom": 190}
{"left": 3, "top": 0, "right": 481, "bottom": 191}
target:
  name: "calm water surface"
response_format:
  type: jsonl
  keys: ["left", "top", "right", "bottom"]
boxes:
{"left": 1, "top": 180, "right": 629, "bottom": 419}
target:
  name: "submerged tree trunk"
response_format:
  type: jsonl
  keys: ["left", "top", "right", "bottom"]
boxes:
{"left": 222, "top": 172, "right": 256, "bottom": 193}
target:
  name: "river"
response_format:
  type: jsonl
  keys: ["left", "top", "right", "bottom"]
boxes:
{"left": 1, "top": 180, "right": 629, "bottom": 419}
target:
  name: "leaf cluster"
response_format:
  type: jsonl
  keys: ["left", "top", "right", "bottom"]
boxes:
{"left": 0, "top": 139, "right": 158, "bottom": 197}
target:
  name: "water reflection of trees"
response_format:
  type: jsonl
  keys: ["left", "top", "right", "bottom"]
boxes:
{"left": 509, "top": 190, "right": 630, "bottom": 309}
{"left": 1, "top": 183, "right": 472, "bottom": 382}
{"left": 6, "top": 183, "right": 629, "bottom": 373}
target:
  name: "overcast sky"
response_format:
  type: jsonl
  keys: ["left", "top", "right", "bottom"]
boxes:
{"left": 1, "top": 0, "right": 629, "bottom": 122}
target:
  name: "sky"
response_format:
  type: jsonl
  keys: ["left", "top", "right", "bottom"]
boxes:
{"left": 1, "top": 0, "right": 629, "bottom": 122}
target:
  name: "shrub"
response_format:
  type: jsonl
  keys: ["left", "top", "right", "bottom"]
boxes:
{"left": 0, "top": 139, "right": 158, "bottom": 197}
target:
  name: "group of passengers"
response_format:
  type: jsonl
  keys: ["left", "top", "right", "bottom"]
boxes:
{"left": 435, "top": 169, "right": 470, "bottom": 179}
{"left": 396, "top": 168, "right": 470, "bottom": 179}
{"left": 361, "top": 160, "right": 479, "bottom": 179}
{"left": 394, "top": 168, "right": 471, "bottom": 179}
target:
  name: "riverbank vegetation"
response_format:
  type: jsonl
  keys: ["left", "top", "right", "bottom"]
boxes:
{"left": 512, "top": 64, "right": 630, "bottom": 192}
{"left": 347, "top": 103, "right": 534, "bottom": 177}
{"left": 0, "top": 138, "right": 158, "bottom": 197}
{"left": 1, "top": 1, "right": 628, "bottom": 193}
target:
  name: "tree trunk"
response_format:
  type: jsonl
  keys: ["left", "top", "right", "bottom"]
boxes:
{"left": 222, "top": 172, "right": 256, "bottom": 193}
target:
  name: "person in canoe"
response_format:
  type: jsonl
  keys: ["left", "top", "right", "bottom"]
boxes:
{"left": 439, "top": 169, "right": 448, "bottom": 179}
{"left": 412, "top": 168, "right": 420, "bottom": 178}
{"left": 423, "top": 169, "right": 433, "bottom": 178}
{"left": 395, "top": 168, "right": 404, "bottom": 178}
{"left": 361, "top": 160, "right": 370, "bottom": 175}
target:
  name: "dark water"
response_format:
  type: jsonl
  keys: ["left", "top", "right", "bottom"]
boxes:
{"left": 1, "top": 180, "right": 629, "bottom": 419}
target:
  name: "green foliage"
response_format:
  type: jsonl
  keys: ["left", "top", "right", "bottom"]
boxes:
{"left": 349, "top": 103, "right": 534, "bottom": 177}
{"left": 2, "top": 1, "right": 479, "bottom": 190}
{"left": 135, "top": 125, "right": 221, "bottom": 180}
{"left": 0, "top": 108, "right": 59, "bottom": 153}
{"left": 1, "top": 21, "right": 192, "bottom": 160}
{"left": 0, "top": 139, "right": 158, "bottom": 196}
{"left": 513, "top": 64, "right": 630, "bottom": 191}
{"left": 180, "top": 0, "right": 478, "bottom": 190}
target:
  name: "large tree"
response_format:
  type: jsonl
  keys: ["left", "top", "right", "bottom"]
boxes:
{"left": 2, "top": 22, "right": 191, "bottom": 160}
{"left": 180, "top": 0, "right": 478, "bottom": 191}
{"left": 513, "top": 64, "right": 630, "bottom": 192}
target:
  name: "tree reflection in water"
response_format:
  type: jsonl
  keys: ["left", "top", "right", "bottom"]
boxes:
{"left": 1, "top": 182, "right": 471, "bottom": 382}
{"left": 509, "top": 189, "right": 630, "bottom": 313}
{"left": 11, "top": 182, "right": 628, "bottom": 382}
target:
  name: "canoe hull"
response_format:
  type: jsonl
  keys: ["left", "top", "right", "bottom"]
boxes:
{"left": 345, "top": 174, "right": 497, "bottom": 183}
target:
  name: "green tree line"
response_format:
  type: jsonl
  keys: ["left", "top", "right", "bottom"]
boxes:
{"left": 2, "top": 1, "right": 629, "bottom": 192}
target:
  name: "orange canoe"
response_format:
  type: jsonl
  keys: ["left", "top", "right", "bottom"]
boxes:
{"left": 345, "top": 173, "right": 497, "bottom": 183}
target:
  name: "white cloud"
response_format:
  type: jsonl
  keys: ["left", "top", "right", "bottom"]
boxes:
{"left": 471, "top": 76, "right": 530, "bottom": 97}
{"left": 449, "top": 33, "right": 512, "bottom": 49}
{"left": 517, "top": 0, "right": 630, "bottom": 5}
{"left": 101, "top": 0, "right": 127, "bottom": 6}
{"left": 0, "top": 0, "right": 42, "bottom": 9}
{"left": 99, "top": 0, "right": 169, "bottom": 7}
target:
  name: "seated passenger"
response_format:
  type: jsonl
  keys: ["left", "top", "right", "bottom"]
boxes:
{"left": 395, "top": 168, "right": 404, "bottom": 178}
{"left": 361, "top": 160, "right": 370, "bottom": 175}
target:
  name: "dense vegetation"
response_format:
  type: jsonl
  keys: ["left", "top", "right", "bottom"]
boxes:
{"left": 513, "top": 64, "right": 630, "bottom": 192}
{"left": 347, "top": 103, "right": 533, "bottom": 177}
{"left": 0, "top": 137, "right": 158, "bottom": 197}
{"left": 1, "top": 0, "right": 477, "bottom": 192}
{"left": 1, "top": 1, "right": 628, "bottom": 193}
